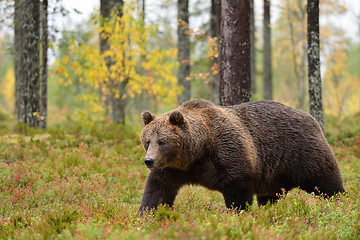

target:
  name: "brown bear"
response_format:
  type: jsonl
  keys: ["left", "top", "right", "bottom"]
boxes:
{"left": 139, "top": 99, "right": 344, "bottom": 212}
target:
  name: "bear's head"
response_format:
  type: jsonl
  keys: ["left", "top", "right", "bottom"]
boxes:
{"left": 140, "top": 109, "right": 204, "bottom": 171}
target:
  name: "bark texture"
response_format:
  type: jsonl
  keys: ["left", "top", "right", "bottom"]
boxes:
{"left": 307, "top": 0, "right": 324, "bottom": 131}
{"left": 15, "top": 0, "right": 41, "bottom": 127}
{"left": 40, "top": 0, "right": 48, "bottom": 129}
{"left": 177, "top": 0, "right": 190, "bottom": 104}
{"left": 100, "top": 0, "right": 125, "bottom": 124}
{"left": 263, "top": 0, "right": 272, "bottom": 100}
{"left": 209, "top": 0, "right": 221, "bottom": 104}
{"left": 219, "top": 0, "right": 251, "bottom": 106}
{"left": 250, "top": 0, "right": 256, "bottom": 95}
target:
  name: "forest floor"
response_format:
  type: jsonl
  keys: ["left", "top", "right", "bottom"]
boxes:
{"left": 0, "top": 116, "right": 359, "bottom": 239}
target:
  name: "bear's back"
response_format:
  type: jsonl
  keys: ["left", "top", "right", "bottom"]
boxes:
{"left": 180, "top": 99, "right": 216, "bottom": 110}
{"left": 228, "top": 100, "right": 321, "bottom": 136}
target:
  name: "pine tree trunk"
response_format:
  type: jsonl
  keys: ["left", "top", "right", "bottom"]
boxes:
{"left": 40, "top": 0, "right": 48, "bottom": 129}
{"left": 219, "top": 0, "right": 251, "bottom": 106}
{"left": 14, "top": 0, "right": 21, "bottom": 116}
{"left": 263, "top": 0, "right": 272, "bottom": 100}
{"left": 15, "top": 0, "right": 41, "bottom": 127}
{"left": 307, "top": 0, "right": 324, "bottom": 131}
{"left": 100, "top": 0, "right": 125, "bottom": 124}
{"left": 250, "top": 0, "right": 256, "bottom": 95}
{"left": 209, "top": 0, "right": 220, "bottom": 104}
{"left": 177, "top": 0, "right": 190, "bottom": 104}
{"left": 141, "top": 0, "right": 145, "bottom": 22}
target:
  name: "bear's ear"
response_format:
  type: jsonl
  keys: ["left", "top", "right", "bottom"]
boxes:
{"left": 169, "top": 111, "right": 185, "bottom": 126}
{"left": 141, "top": 110, "right": 155, "bottom": 125}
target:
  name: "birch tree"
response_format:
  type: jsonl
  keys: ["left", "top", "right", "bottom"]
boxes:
{"left": 307, "top": 0, "right": 324, "bottom": 131}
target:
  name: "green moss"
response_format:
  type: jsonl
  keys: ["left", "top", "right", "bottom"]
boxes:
{"left": 0, "top": 116, "right": 358, "bottom": 239}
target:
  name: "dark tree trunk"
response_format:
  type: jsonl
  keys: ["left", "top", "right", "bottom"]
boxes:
{"left": 209, "top": 0, "right": 220, "bottom": 104}
{"left": 263, "top": 0, "right": 272, "bottom": 100}
{"left": 250, "top": 0, "right": 256, "bottom": 95}
{"left": 177, "top": 0, "right": 190, "bottom": 104}
{"left": 219, "top": 0, "right": 251, "bottom": 106}
{"left": 307, "top": 0, "right": 324, "bottom": 131}
{"left": 40, "top": 0, "right": 48, "bottom": 129}
{"left": 100, "top": 0, "right": 125, "bottom": 124}
{"left": 15, "top": 0, "right": 41, "bottom": 127}
{"left": 141, "top": 0, "right": 145, "bottom": 22}
{"left": 14, "top": 0, "right": 21, "bottom": 116}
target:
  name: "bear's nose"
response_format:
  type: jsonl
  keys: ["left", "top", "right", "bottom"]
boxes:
{"left": 144, "top": 158, "right": 154, "bottom": 168}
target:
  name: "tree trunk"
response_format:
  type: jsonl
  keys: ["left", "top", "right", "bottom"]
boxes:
{"left": 100, "top": 0, "right": 125, "bottom": 124}
{"left": 14, "top": 0, "right": 21, "bottom": 116}
{"left": 15, "top": 0, "right": 41, "bottom": 127}
{"left": 307, "top": 0, "right": 324, "bottom": 131}
{"left": 177, "top": 0, "right": 190, "bottom": 104}
{"left": 141, "top": 0, "right": 145, "bottom": 22}
{"left": 40, "top": 0, "right": 48, "bottom": 129}
{"left": 219, "top": 0, "right": 251, "bottom": 106}
{"left": 209, "top": 0, "right": 220, "bottom": 104}
{"left": 263, "top": 0, "right": 272, "bottom": 100}
{"left": 250, "top": 0, "right": 256, "bottom": 95}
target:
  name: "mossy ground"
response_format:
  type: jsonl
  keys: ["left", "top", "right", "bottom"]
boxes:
{"left": 0, "top": 119, "right": 359, "bottom": 239}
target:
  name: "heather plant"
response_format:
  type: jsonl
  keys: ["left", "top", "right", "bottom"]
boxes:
{"left": 0, "top": 121, "right": 359, "bottom": 239}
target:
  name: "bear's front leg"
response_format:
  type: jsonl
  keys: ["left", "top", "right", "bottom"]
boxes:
{"left": 221, "top": 184, "right": 254, "bottom": 211}
{"left": 139, "top": 169, "right": 185, "bottom": 213}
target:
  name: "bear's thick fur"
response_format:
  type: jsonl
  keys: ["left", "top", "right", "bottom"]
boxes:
{"left": 139, "top": 99, "right": 344, "bottom": 211}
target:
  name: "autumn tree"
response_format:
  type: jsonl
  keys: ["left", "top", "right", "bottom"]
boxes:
{"left": 177, "top": 0, "right": 190, "bottom": 104}
{"left": 263, "top": 0, "right": 272, "bottom": 100}
{"left": 53, "top": 1, "right": 179, "bottom": 124}
{"left": 272, "top": 0, "right": 348, "bottom": 109}
{"left": 307, "top": 0, "right": 324, "bottom": 131}
{"left": 219, "top": 0, "right": 251, "bottom": 105}
{"left": 0, "top": 36, "right": 15, "bottom": 113}
{"left": 271, "top": 0, "right": 308, "bottom": 108}
{"left": 15, "top": 0, "right": 41, "bottom": 127}
{"left": 100, "top": 0, "right": 125, "bottom": 124}
{"left": 323, "top": 43, "right": 360, "bottom": 119}
{"left": 280, "top": 0, "right": 307, "bottom": 108}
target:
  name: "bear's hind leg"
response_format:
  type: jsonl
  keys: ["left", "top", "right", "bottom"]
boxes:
{"left": 300, "top": 171, "right": 345, "bottom": 198}
{"left": 302, "top": 182, "right": 345, "bottom": 198}
{"left": 222, "top": 185, "right": 254, "bottom": 211}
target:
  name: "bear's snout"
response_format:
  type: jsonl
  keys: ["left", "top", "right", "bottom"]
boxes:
{"left": 144, "top": 158, "right": 154, "bottom": 168}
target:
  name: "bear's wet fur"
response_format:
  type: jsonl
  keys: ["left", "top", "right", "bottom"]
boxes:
{"left": 139, "top": 99, "right": 345, "bottom": 212}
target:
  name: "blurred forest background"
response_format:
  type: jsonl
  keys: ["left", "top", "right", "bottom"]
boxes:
{"left": 0, "top": 0, "right": 359, "bottom": 132}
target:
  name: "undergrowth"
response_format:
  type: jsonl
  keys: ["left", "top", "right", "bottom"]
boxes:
{"left": 0, "top": 121, "right": 359, "bottom": 239}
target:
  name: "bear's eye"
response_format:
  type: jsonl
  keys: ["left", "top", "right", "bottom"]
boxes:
{"left": 145, "top": 140, "right": 150, "bottom": 149}
{"left": 158, "top": 140, "right": 165, "bottom": 146}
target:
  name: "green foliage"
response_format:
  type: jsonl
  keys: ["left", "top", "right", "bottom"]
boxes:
{"left": 0, "top": 116, "right": 359, "bottom": 239}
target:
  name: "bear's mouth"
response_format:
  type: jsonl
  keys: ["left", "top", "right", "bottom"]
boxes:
{"left": 154, "top": 161, "right": 167, "bottom": 169}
